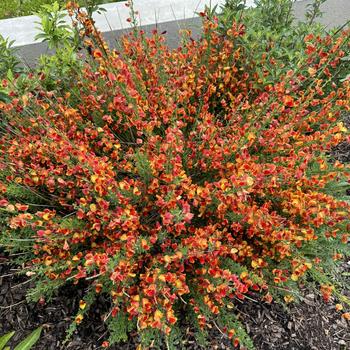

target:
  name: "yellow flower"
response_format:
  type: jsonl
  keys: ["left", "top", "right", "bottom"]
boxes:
{"left": 304, "top": 262, "right": 312, "bottom": 269}
{"left": 284, "top": 295, "right": 294, "bottom": 303}
{"left": 90, "top": 174, "right": 98, "bottom": 183}
{"left": 337, "top": 122, "right": 347, "bottom": 132}
{"left": 308, "top": 67, "right": 317, "bottom": 76}
{"left": 291, "top": 273, "right": 299, "bottom": 281}
{"left": 43, "top": 213, "right": 51, "bottom": 220}
{"left": 79, "top": 300, "right": 87, "bottom": 310}
{"left": 154, "top": 309, "right": 163, "bottom": 321}
{"left": 247, "top": 132, "right": 256, "bottom": 142}
{"left": 246, "top": 176, "right": 254, "bottom": 186}
{"left": 251, "top": 258, "right": 263, "bottom": 269}
{"left": 335, "top": 304, "right": 343, "bottom": 311}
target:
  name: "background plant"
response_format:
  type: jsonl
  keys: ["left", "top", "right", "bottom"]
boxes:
{"left": 0, "top": 35, "right": 23, "bottom": 102}
{"left": 33, "top": 1, "right": 110, "bottom": 91}
{"left": 219, "top": 0, "right": 349, "bottom": 91}
{"left": 0, "top": 0, "right": 116, "bottom": 19}
{"left": 0, "top": 35, "right": 21, "bottom": 78}
{"left": 0, "top": 327, "right": 42, "bottom": 350}
{"left": 34, "top": 1, "right": 75, "bottom": 49}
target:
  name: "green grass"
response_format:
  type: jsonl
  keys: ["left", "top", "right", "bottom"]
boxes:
{"left": 0, "top": 0, "right": 118, "bottom": 19}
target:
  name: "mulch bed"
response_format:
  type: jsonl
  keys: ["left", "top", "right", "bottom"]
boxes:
{"left": 1, "top": 254, "right": 349, "bottom": 350}
{"left": 1, "top": 120, "right": 350, "bottom": 350}
{"left": 236, "top": 263, "right": 350, "bottom": 350}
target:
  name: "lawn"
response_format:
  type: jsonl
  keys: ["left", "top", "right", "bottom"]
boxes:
{"left": 0, "top": 0, "right": 119, "bottom": 19}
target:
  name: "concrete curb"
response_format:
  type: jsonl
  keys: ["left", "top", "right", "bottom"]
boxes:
{"left": 1, "top": 0, "right": 348, "bottom": 68}
{"left": 1, "top": 0, "right": 233, "bottom": 47}
{"left": 16, "top": 16, "right": 204, "bottom": 68}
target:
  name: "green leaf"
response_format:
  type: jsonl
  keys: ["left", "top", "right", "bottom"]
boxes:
{"left": 0, "top": 91, "right": 10, "bottom": 103}
{"left": 340, "top": 74, "right": 350, "bottom": 83}
{"left": 13, "top": 327, "right": 42, "bottom": 350}
{"left": 0, "top": 331, "right": 15, "bottom": 350}
{"left": 6, "top": 69, "right": 14, "bottom": 82}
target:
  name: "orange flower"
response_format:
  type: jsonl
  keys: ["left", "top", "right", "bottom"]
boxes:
{"left": 75, "top": 314, "right": 84, "bottom": 324}
{"left": 342, "top": 313, "right": 350, "bottom": 320}
{"left": 283, "top": 95, "right": 294, "bottom": 107}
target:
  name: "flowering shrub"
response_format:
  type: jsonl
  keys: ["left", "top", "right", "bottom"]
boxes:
{"left": 0, "top": 3, "right": 350, "bottom": 348}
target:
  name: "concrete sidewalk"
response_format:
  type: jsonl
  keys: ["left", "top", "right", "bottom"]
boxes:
{"left": 6, "top": 0, "right": 350, "bottom": 67}
{"left": 293, "top": 0, "right": 350, "bottom": 28}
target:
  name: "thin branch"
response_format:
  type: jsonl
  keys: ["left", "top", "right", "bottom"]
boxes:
{"left": 0, "top": 300, "right": 26, "bottom": 309}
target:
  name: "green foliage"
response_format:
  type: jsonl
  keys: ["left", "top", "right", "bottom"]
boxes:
{"left": 253, "top": 0, "right": 294, "bottom": 30}
{"left": 0, "top": 0, "right": 18, "bottom": 20}
{"left": 340, "top": 54, "right": 350, "bottom": 82}
{"left": 219, "top": 0, "right": 350, "bottom": 88}
{"left": 0, "top": 35, "right": 21, "bottom": 77}
{"left": 0, "top": 34, "right": 22, "bottom": 102}
{"left": 0, "top": 332, "right": 15, "bottom": 350}
{"left": 305, "top": 0, "right": 327, "bottom": 24}
{"left": 0, "top": 0, "right": 117, "bottom": 19}
{"left": 165, "top": 325, "right": 183, "bottom": 350}
{"left": 32, "top": 2, "right": 83, "bottom": 90}
{"left": 134, "top": 151, "right": 153, "bottom": 184}
{"left": 26, "top": 278, "right": 65, "bottom": 303}
{"left": 37, "top": 45, "right": 81, "bottom": 90}
{"left": 80, "top": 0, "right": 108, "bottom": 18}
{"left": 34, "top": 1, "right": 74, "bottom": 49}
{"left": 107, "top": 311, "right": 131, "bottom": 344}
{"left": 0, "top": 327, "right": 42, "bottom": 350}
{"left": 139, "top": 328, "right": 162, "bottom": 349}
{"left": 29, "top": 0, "right": 109, "bottom": 92}
{"left": 63, "top": 287, "right": 99, "bottom": 345}
{"left": 4, "top": 184, "right": 45, "bottom": 203}
{"left": 13, "top": 327, "right": 42, "bottom": 350}
{"left": 218, "top": 310, "right": 256, "bottom": 350}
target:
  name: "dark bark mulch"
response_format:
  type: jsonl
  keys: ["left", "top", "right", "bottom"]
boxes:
{"left": 235, "top": 280, "right": 350, "bottom": 350}
{"left": 1, "top": 255, "right": 349, "bottom": 350}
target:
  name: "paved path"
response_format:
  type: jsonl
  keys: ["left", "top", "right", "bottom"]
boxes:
{"left": 293, "top": 0, "right": 350, "bottom": 28}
